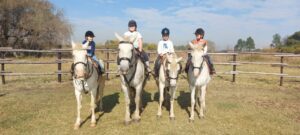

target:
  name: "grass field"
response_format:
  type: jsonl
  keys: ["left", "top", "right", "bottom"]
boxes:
{"left": 0, "top": 55, "right": 300, "bottom": 135}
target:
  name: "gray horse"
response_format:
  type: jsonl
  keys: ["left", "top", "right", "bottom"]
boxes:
{"left": 115, "top": 33, "right": 147, "bottom": 125}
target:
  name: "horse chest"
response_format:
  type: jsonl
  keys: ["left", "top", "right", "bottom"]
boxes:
{"left": 194, "top": 76, "right": 211, "bottom": 86}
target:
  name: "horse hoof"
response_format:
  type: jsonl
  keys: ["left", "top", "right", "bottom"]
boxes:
{"left": 74, "top": 124, "right": 80, "bottom": 130}
{"left": 133, "top": 119, "right": 141, "bottom": 123}
{"left": 169, "top": 117, "right": 175, "bottom": 121}
{"left": 189, "top": 119, "right": 194, "bottom": 123}
{"left": 90, "top": 123, "right": 96, "bottom": 127}
{"left": 124, "top": 121, "right": 131, "bottom": 126}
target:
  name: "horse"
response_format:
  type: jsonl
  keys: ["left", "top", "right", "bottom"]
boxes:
{"left": 115, "top": 33, "right": 147, "bottom": 125}
{"left": 71, "top": 41, "right": 105, "bottom": 129}
{"left": 187, "top": 42, "right": 211, "bottom": 122}
{"left": 156, "top": 53, "right": 182, "bottom": 120}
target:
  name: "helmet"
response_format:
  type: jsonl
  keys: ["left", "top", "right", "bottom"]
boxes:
{"left": 161, "top": 28, "right": 170, "bottom": 36}
{"left": 85, "top": 31, "right": 95, "bottom": 37}
{"left": 128, "top": 20, "right": 137, "bottom": 27}
{"left": 194, "top": 28, "right": 205, "bottom": 36}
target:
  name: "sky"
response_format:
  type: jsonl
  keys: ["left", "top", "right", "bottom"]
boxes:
{"left": 49, "top": 0, "right": 300, "bottom": 50}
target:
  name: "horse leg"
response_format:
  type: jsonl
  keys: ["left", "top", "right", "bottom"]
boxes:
{"left": 199, "top": 85, "right": 207, "bottom": 119}
{"left": 133, "top": 84, "right": 142, "bottom": 122}
{"left": 189, "top": 85, "right": 196, "bottom": 122}
{"left": 122, "top": 85, "right": 131, "bottom": 125}
{"left": 90, "top": 88, "right": 97, "bottom": 127}
{"left": 97, "top": 78, "right": 105, "bottom": 111}
{"left": 74, "top": 90, "right": 82, "bottom": 130}
{"left": 169, "top": 86, "right": 176, "bottom": 120}
{"left": 157, "top": 82, "right": 165, "bottom": 118}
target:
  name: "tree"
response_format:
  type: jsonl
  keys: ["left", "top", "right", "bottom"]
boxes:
{"left": 272, "top": 33, "right": 282, "bottom": 47}
{"left": 246, "top": 37, "right": 255, "bottom": 51}
{"left": 104, "top": 40, "right": 118, "bottom": 49}
{"left": 286, "top": 31, "right": 300, "bottom": 46}
{"left": 207, "top": 40, "right": 216, "bottom": 52}
{"left": 234, "top": 38, "right": 244, "bottom": 52}
{"left": 0, "top": 0, "right": 72, "bottom": 51}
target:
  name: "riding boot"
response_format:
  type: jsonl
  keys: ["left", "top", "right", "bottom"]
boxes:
{"left": 204, "top": 55, "right": 216, "bottom": 75}
{"left": 98, "top": 59, "right": 105, "bottom": 74}
{"left": 70, "top": 63, "right": 75, "bottom": 80}
{"left": 145, "top": 61, "right": 152, "bottom": 73}
{"left": 185, "top": 61, "right": 190, "bottom": 73}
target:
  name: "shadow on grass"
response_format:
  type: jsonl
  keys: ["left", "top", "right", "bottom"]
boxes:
{"left": 0, "top": 93, "right": 8, "bottom": 97}
{"left": 177, "top": 91, "right": 191, "bottom": 117}
{"left": 81, "top": 92, "right": 120, "bottom": 127}
{"left": 153, "top": 88, "right": 171, "bottom": 111}
{"left": 216, "top": 75, "right": 232, "bottom": 82}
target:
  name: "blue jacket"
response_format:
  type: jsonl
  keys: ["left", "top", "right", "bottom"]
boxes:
{"left": 82, "top": 40, "right": 95, "bottom": 57}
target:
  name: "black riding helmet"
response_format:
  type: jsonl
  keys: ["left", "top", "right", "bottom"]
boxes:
{"left": 85, "top": 31, "right": 95, "bottom": 37}
{"left": 194, "top": 28, "right": 205, "bottom": 37}
{"left": 161, "top": 28, "right": 170, "bottom": 36}
{"left": 128, "top": 20, "right": 137, "bottom": 27}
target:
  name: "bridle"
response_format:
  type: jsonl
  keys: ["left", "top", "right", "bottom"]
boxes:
{"left": 73, "top": 55, "right": 94, "bottom": 80}
{"left": 119, "top": 41, "right": 135, "bottom": 68}
{"left": 191, "top": 55, "right": 205, "bottom": 76}
{"left": 118, "top": 41, "right": 138, "bottom": 85}
{"left": 164, "top": 58, "right": 182, "bottom": 81}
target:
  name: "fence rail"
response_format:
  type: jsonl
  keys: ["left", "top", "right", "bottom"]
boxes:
{"left": 0, "top": 47, "right": 299, "bottom": 86}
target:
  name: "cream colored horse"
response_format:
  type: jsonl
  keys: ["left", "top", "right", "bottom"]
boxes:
{"left": 187, "top": 42, "right": 211, "bottom": 122}
{"left": 156, "top": 53, "right": 182, "bottom": 120}
{"left": 71, "top": 41, "right": 105, "bottom": 129}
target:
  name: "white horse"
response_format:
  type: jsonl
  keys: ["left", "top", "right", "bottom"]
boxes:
{"left": 71, "top": 41, "right": 105, "bottom": 129}
{"left": 115, "top": 33, "right": 147, "bottom": 125}
{"left": 187, "top": 42, "right": 211, "bottom": 122}
{"left": 156, "top": 53, "right": 182, "bottom": 120}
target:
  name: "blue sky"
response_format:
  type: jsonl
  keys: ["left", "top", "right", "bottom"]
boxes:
{"left": 50, "top": 0, "right": 300, "bottom": 50}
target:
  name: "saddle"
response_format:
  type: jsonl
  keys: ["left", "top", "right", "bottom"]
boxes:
{"left": 154, "top": 55, "right": 167, "bottom": 77}
{"left": 185, "top": 55, "right": 215, "bottom": 75}
{"left": 87, "top": 57, "right": 103, "bottom": 75}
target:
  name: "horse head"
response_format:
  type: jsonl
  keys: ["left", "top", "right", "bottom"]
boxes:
{"left": 165, "top": 53, "right": 183, "bottom": 87}
{"left": 115, "top": 33, "right": 135, "bottom": 75}
{"left": 189, "top": 42, "right": 205, "bottom": 77}
{"left": 72, "top": 41, "right": 89, "bottom": 79}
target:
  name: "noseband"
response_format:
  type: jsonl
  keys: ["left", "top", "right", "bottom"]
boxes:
{"left": 73, "top": 55, "right": 93, "bottom": 80}
{"left": 165, "top": 61, "right": 182, "bottom": 81}
{"left": 119, "top": 42, "right": 134, "bottom": 68}
{"left": 191, "top": 56, "right": 205, "bottom": 75}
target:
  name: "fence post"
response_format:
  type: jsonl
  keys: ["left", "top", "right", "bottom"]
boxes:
{"left": 232, "top": 54, "right": 237, "bottom": 82}
{"left": 57, "top": 51, "right": 62, "bottom": 83}
{"left": 279, "top": 56, "right": 284, "bottom": 86}
{"left": 106, "top": 48, "right": 110, "bottom": 80}
{"left": 1, "top": 53, "right": 5, "bottom": 84}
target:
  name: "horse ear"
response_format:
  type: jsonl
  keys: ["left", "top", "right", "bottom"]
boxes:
{"left": 71, "top": 40, "right": 77, "bottom": 49}
{"left": 82, "top": 41, "right": 89, "bottom": 49}
{"left": 189, "top": 42, "right": 195, "bottom": 50}
{"left": 115, "top": 32, "right": 124, "bottom": 41}
{"left": 176, "top": 57, "right": 183, "bottom": 63}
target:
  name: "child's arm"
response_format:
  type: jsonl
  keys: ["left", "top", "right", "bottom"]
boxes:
{"left": 169, "top": 41, "right": 175, "bottom": 53}
{"left": 138, "top": 38, "right": 143, "bottom": 52}
{"left": 91, "top": 42, "right": 95, "bottom": 56}
{"left": 203, "top": 40, "right": 208, "bottom": 54}
{"left": 157, "top": 41, "right": 162, "bottom": 56}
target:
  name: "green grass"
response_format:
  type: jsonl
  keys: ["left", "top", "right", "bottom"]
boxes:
{"left": 1, "top": 75, "right": 300, "bottom": 135}
{"left": 0, "top": 56, "right": 300, "bottom": 135}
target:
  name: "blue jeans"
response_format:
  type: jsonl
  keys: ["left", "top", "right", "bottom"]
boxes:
{"left": 90, "top": 55, "right": 104, "bottom": 72}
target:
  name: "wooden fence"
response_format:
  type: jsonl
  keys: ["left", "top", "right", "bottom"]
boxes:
{"left": 0, "top": 47, "right": 299, "bottom": 86}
